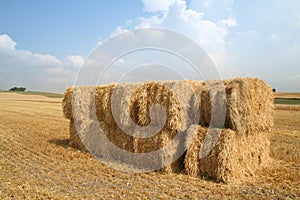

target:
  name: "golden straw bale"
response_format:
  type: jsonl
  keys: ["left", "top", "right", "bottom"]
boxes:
{"left": 95, "top": 81, "right": 185, "bottom": 172}
{"left": 69, "top": 119, "right": 86, "bottom": 151}
{"left": 185, "top": 125, "right": 270, "bottom": 183}
{"left": 129, "top": 82, "right": 182, "bottom": 130}
{"left": 62, "top": 86, "right": 74, "bottom": 119}
{"left": 184, "top": 125, "right": 207, "bottom": 177}
{"left": 201, "top": 78, "right": 274, "bottom": 134}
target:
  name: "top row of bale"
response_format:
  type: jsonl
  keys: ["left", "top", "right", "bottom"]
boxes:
{"left": 63, "top": 78, "right": 274, "bottom": 135}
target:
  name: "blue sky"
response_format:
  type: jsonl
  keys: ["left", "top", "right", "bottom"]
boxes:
{"left": 0, "top": 0, "right": 299, "bottom": 92}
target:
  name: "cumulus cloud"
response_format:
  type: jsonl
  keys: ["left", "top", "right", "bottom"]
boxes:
{"left": 114, "top": 0, "right": 234, "bottom": 66}
{"left": 0, "top": 34, "right": 63, "bottom": 67}
{"left": 66, "top": 55, "right": 84, "bottom": 68}
{"left": 44, "top": 67, "right": 72, "bottom": 76}
{"left": 133, "top": 0, "right": 299, "bottom": 92}
{"left": 142, "top": 0, "right": 175, "bottom": 12}
{"left": 0, "top": 34, "right": 84, "bottom": 92}
{"left": 0, "top": 34, "right": 16, "bottom": 51}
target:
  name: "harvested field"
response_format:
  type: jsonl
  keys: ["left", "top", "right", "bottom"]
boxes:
{"left": 275, "top": 104, "right": 300, "bottom": 111}
{"left": 274, "top": 92, "right": 300, "bottom": 99}
{"left": 1, "top": 91, "right": 299, "bottom": 199}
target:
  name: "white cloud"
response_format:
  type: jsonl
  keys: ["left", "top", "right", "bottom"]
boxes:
{"left": 66, "top": 55, "right": 84, "bottom": 67}
{"left": 45, "top": 67, "right": 72, "bottom": 76}
{"left": 135, "top": 15, "right": 162, "bottom": 28}
{"left": 142, "top": 0, "right": 175, "bottom": 12}
{"left": 0, "top": 34, "right": 16, "bottom": 51}
{"left": 218, "top": 18, "right": 237, "bottom": 27}
{"left": 0, "top": 34, "right": 83, "bottom": 92}
{"left": 117, "top": 0, "right": 231, "bottom": 66}
{"left": 0, "top": 34, "right": 64, "bottom": 68}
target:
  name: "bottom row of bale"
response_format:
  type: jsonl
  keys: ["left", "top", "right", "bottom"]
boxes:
{"left": 62, "top": 78, "right": 274, "bottom": 183}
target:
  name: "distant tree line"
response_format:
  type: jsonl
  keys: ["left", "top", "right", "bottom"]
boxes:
{"left": 9, "top": 87, "right": 26, "bottom": 92}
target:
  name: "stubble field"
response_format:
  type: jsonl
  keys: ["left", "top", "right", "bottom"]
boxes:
{"left": 0, "top": 92, "right": 299, "bottom": 199}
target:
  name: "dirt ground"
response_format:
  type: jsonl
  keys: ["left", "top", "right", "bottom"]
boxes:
{"left": 0, "top": 93, "right": 299, "bottom": 199}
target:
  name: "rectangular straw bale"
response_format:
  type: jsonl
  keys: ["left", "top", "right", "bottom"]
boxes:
{"left": 63, "top": 78, "right": 274, "bottom": 135}
{"left": 94, "top": 84, "right": 135, "bottom": 153}
{"left": 129, "top": 80, "right": 195, "bottom": 130}
{"left": 130, "top": 80, "right": 203, "bottom": 172}
{"left": 132, "top": 128, "right": 175, "bottom": 153}
{"left": 94, "top": 84, "right": 117, "bottom": 129}
{"left": 200, "top": 78, "right": 274, "bottom": 134}
{"left": 62, "top": 86, "right": 74, "bottom": 119}
{"left": 130, "top": 128, "right": 182, "bottom": 173}
{"left": 184, "top": 125, "right": 207, "bottom": 177}
{"left": 113, "top": 81, "right": 191, "bottom": 172}
{"left": 95, "top": 80, "right": 200, "bottom": 172}
{"left": 132, "top": 127, "right": 186, "bottom": 173}
{"left": 67, "top": 85, "right": 134, "bottom": 164}
{"left": 69, "top": 119, "right": 86, "bottom": 151}
{"left": 129, "top": 81, "right": 183, "bottom": 153}
{"left": 185, "top": 125, "right": 270, "bottom": 183}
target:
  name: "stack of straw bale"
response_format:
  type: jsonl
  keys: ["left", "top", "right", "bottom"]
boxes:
{"left": 184, "top": 78, "right": 274, "bottom": 183}
{"left": 63, "top": 80, "right": 201, "bottom": 172}
{"left": 62, "top": 78, "right": 274, "bottom": 182}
